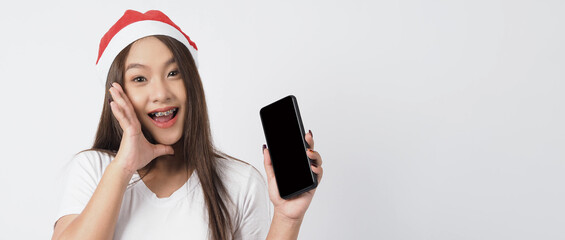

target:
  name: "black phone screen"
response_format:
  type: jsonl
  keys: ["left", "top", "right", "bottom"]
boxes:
{"left": 260, "top": 95, "right": 317, "bottom": 199}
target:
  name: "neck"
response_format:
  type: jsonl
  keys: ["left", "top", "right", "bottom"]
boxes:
{"left": 136, "top": 140, "right": 193, "bottom": 198}
{"left": 140, "top": 140, "right": 187, "bottom": 176}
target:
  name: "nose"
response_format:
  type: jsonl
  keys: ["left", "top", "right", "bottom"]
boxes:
{"left": 149, "top": 77, "right": 173, "bottom": 103}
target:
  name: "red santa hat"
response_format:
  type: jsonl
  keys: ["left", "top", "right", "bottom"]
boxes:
{"left": 96, "top": 10, "right": 198, "bottom": 82}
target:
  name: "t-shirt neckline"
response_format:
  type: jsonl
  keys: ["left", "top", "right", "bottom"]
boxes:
{"left": 131, "top": 171, "right": 200, "bottom": 206}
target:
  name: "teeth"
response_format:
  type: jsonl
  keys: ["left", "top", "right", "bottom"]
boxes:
{"left": 152, "top": 108, "right": 176, "bottom": 117}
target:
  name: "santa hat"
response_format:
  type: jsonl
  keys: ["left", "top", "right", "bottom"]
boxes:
{"left": 96, "top": 10, "right": 198, "bottom": 82}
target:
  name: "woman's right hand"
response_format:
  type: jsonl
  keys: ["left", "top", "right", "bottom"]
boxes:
{"left": 108, "top": 82, "right": 174, "bottom": 175}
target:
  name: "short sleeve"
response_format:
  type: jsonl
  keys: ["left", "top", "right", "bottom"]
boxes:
{"left": 54, "top": 151, "right": 112, "bottom": 225}
{"left": 232, "top": 166, "right": 271, "bottom": 240}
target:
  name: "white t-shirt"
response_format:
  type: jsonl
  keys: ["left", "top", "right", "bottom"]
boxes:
{"left": 56, "top": 150, "right": 271, "bottom": 239}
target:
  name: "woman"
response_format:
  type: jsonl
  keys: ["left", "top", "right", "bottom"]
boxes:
{"left": 52, "top": 10, "right": 323, "bottom": 240}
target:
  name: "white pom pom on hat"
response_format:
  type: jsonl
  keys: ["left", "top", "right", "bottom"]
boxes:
{"left": 95, "top": 10, "right": 198, "bottom": 83}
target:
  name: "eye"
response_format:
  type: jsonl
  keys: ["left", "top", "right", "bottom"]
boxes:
{"left": 133, "top": 76, "right": 146, "bottom": 82}
{"left": 168, "top": 70, "right": 180, "bottom": 77}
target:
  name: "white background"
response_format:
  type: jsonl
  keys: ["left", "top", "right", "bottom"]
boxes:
{"left": 1, "top": 0, "right": 564, "bottom": 239}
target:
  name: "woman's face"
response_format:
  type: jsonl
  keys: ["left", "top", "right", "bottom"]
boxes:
{"left": 123, "top": 36, "right": 186, "bottom": 145}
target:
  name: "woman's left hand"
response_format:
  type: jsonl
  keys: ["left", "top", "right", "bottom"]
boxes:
{"left": 263, "top": 130, "right": 323, "bottom": 221}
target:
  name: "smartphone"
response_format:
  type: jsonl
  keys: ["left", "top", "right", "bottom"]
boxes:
{"left": 260, "top": 95, "right": 318, "bottom": 199}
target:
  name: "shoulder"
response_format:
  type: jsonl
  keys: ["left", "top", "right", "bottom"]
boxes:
{"left": 66, "top": 150, "right": 115, "bottom": 179}
{"left": 72, "top": 150, "right": 114, "bottom": 168}
{"left": 217, "top": 157, "right": 268, "bottom": 203}
{"left": 218, "top": 157, "right": 266, "bottom": 189}
{"left": 55, "top": 150, "right": 116, "bottom": 226}
{"left": 217, "top": 157, "right": 271, "bottom": 236}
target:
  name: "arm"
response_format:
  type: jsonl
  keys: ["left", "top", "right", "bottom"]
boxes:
{"left": 52, "top": 159, "right": 133, "bottom": 240}
{"left": 266, "top": 213, "right": 303, "bottom": 240}
{"left": 263, "top": 131, "right": 324, "bottom": 240}
{"left": 52, "top": 83, "right": 174, "bottom": 240}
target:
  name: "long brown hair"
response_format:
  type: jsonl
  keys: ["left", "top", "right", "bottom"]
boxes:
{"left": 91, "top": 35, "right": 234, "bottom": 240}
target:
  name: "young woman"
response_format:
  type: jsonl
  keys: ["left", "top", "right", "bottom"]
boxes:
{"left": 52, "top": 10, "right": 323, "bottom": 240}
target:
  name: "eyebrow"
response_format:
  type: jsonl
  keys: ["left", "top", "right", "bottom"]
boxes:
{"left": 125, "top": 58, "right": 176, "bottom": 71}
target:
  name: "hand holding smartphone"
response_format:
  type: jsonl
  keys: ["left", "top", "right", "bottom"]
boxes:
{"left": 260, "top": 95, "right": 318, "bottom": 199}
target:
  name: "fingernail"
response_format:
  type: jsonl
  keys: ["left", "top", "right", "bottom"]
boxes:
{"left": 308, "top": 148, "right": 314, "bottom": 153}
{"left": 262, "top": 144, "right": 267, "bottom": 151}
{"left": 309, "top": 130, "right": 313, "bottom": 138}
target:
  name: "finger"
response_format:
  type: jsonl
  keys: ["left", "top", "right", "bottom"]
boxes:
{"left": 109, "top": 101, "right": 131, "bottom": 127}
{"left": 110, "top": 84, "right": 135, "bottom": 117}
{"left": 109, "top": 85, "right": 138, "bottom": 124}
{"left": 109, "top": 86, "right": 128, "bottom": 110}
{"left": 262, "top": 145, "right": 275, "bottom": 181}
{"left": 306, "top": 149, "right": 322, "bottom": 167}
{"left": 305, "top": 130, "right": 314, "bottom": 150}
{"left": 112, "top": 82, "right": 134, "bottom": 107}
{"left": 153, "top": 144, "right": 175, "bottom": 158}
{"left": 109, "top": 88, "right": 134, "bottom": 126}
{"left": 312, "top": 165, "right": 323, "bottom": 183}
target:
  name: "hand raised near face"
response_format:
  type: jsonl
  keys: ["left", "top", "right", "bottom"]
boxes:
{"left": 108, "top": 82, "right": 174, "bottom": 174}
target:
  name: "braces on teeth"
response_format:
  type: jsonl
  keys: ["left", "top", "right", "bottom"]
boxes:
{"left": 153, "top": 109, "right": 176, "bottom": 117}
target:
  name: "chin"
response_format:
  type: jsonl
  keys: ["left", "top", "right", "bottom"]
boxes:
{"left": 154, "top": 135, "right": 182, "bottom": 145}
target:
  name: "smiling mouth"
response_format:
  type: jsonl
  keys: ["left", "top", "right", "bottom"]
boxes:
{"left": 148, "top": 108, "right": 179, "bottom": 122}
